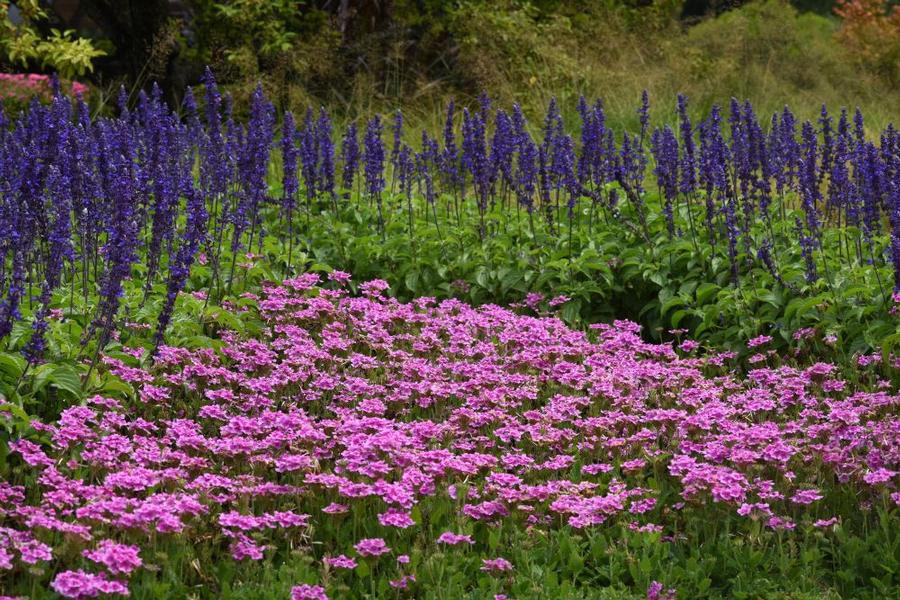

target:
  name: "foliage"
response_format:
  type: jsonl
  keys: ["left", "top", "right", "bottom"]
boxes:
{"left": 0, "top": 1, "right": 106, "bottom": 79}
{"left": 834, "top": 0, "right": 900, "bottom": 85}
{"left": 183, "top": 0, "right": 337, "bottom": 110}
{"left": 155, "top": 0, "right": 900, "bottom": 131}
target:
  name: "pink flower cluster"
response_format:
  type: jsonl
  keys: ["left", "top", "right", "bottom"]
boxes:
{"left": 0, "top": 274, "right": 896, "bottom": 596}
{"left": 82, "top": 540, "right": 142, "bottom": 575}
{"left": 50, "top": 570, "right": 129, "bottom": 599}
{"left": 0, "top": 73, "right": 89, "bottom": 100}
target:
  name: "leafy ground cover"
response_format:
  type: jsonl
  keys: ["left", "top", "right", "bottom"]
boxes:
{"left": 0, "top": 274, "right": 897, "bottom": 598}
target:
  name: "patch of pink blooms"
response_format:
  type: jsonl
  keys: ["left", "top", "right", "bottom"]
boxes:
{"left": 0, "top": 273, "right": 895, "bottom": 597}
{"left": 0, "top": 73, "right": 89, "bottom": 99}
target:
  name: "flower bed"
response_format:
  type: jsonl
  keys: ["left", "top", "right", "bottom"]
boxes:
{"left": 0, "top": 275, "right": 897, "bottom": 598}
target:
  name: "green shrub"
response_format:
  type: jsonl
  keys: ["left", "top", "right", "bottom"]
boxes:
{"left": 0, "top": 1, "right": 105, "bottom": 79}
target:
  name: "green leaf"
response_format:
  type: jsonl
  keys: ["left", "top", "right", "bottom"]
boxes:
{"left": 695, "top": 283, "right": 719, "bottom": 305}
{"left": 48, "top": 364, "right": 83, "bottom": 399}
{"left": 0, "top": 402, "right": 32, "bottom": 424}
{"left": 405, "top": 271, "right": 420, "bottom": 294}
{"left": 880, "top": 332, "right": 900, "bottom": 367}
{"left": 560, "top": 300, "right": 582, "bottom": 324}
{"left": 101, "top": 378, "right": 136, "bottom": 399}
{"left": 500, "top": 269, "right": 523, "bottom": 294}
{"left": 204, "top": 307, "right": 244, "bottom": 334}
{"left": 488, "top": 527, "right": 501, "bottom": 550}
{"left": 660, "top": 297, "right": 684, "bottom": 317}
{"left": 355, "top": 559, "right": 370, "bottom": 578}
{"left": 0, "top": 353, "right": 26, "bottom": 381}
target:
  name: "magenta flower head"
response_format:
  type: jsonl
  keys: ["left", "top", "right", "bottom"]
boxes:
{"left": 377, "top": 508, "right": 415, "bottom": 528}
{"left": 437, "top": 532, "right": 474, "bottom": 546}
{"left": 389, "top": 574, "right": 416, "bottom": 589}
{"left": 679, "top": 340, "right": 700, "bottom": 353}
{"left": 291, "top": 584, "right": 329, "bottom": 600}
{"left": 328, "top": 270, "right": 351, "bottom": 286}
{"left": 82, "top": 539, "right": 142, "bottom": 575}
{"left": 359, "top": 279, "right": 390, "bottom": 298}
{"left": 323, "top": 554, "right": 357, "bottom": 569}
{"left": 322, "top": 503, "right": 349, "bottom": 514}
{"left": 17, "top": 539, "right": 52, "bottom": 564}
{"left": 51, "top": 570, "right": 130, "bottom": 599}
{"left": 354, "top": 537, "right": 390, "bottom": 557}
{"left": 747, "top": 335, "right": 773, "bottom": 348}
{"left": 647, "top": 581, "right": 676, "bottom": 600}
{"left": 480, "top": 557, "right": 513, "bottom": 573}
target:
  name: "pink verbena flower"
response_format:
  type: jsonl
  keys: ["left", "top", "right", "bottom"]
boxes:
{"left": 230, "top": 535, "right": 267, "bottom": 561}
{"left": 766, "top": 515, "right": 795, "bottom": 530}
{"left": 548, "top": 295, "right": 570, "bottom": 308}
{"left": 792, "top": 327, "right": 816, "bottom": 341}
{"left": 814, "top": 517, "right": 839, "bottom": 528}
{"left": 524, "top": 292, "right": 544, "bottom": 309}
{"left": 354, "top": 537, "right": 390, "bottom": 557}
{"left": 647, "top": 581, "right": 676, "bottom": 600}
{"left": 291, "top": 584, "right": 329, "bottom": 600}
{"left": 790, "top": 489, "right": 823, "bottom": 505}
{"left": 747, "top": 335, "right": 772, "bottom": 348}
{"left": 82, "top": 540, "right": 142, "bottom": 575}
{"left": 323, "top": 555, "right": 357, "bottom": 569}
{"left": 18, "top": 540, "right": 52, "bottom": 564}
{"left": 582, "top": 463, "right": 613, "bottom": 475}
{"left": 377, "top": 508, "right": 415, "bottom": 529}
{"left": 51, "top": 570, "right": 129, "bottom": 599}
{"left": 629, "top": 498, "right": 657, "bottom": 514}
{"left": 480, "top": 557, "right": 513, "bottom": 573}
{"left": 359, "top": 279, "right": 390, "bottom": 297}
{"left": 328, "top": 270, "right": 351, "bottom": 286}
{"left": 679, "top": 340, "right": 699, "bottom": 353}
{"left": 863, "top": 468, "right": 896, "bottom": 485}
{"left": 389, "top": 575, "right": 416, "bottom": 589}
{"left": 436, "top": 532, "right": 474, "bottom": 545}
